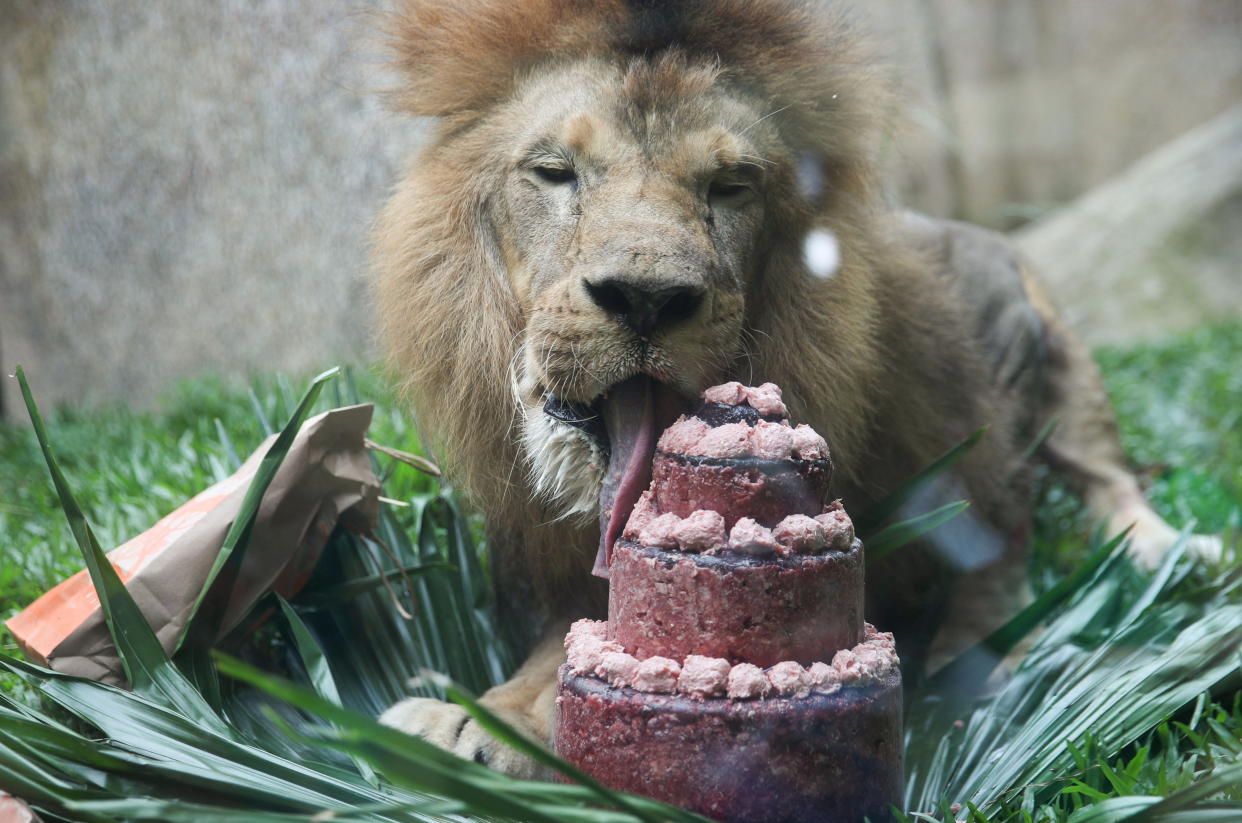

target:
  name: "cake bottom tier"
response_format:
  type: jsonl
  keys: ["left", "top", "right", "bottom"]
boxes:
{"left": 555, "top": 664, "right": 903, "bottom": 823}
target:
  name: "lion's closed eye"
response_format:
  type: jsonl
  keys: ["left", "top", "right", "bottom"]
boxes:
{"left": 708, "top": 178, "right": 754, "bottom": 206}
{"left": 533, "top": 164, "right": 577, "bottom": 186}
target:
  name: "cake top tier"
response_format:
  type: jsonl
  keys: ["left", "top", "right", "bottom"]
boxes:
{"left": 700, "top": 381, "right": 787, "bottom": 420}
{"left": 658, "top": 382, "right": 828, "bottom": 461}
{"left": 621, "top": 381, "right": 848, "bottom": 559}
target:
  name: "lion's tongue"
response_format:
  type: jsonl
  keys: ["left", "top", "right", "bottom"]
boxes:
{"left": 594, "top": 376, "right": 681, "bottom": 578}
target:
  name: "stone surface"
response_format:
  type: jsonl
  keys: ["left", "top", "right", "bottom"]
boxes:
{"left": 1016, "top": 107, "right": 1242, "bottom": 346}
{"left": 0, "top": 1, "right": 422, "bottom": 417}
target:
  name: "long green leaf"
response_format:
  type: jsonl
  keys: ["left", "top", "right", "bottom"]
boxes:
{"left": 855, "top": 426, "right": 986, "bottom": 536}
{"left": 66, "top": 798, "right": 383, "bottom": 823}
{"left": 0, "top": 654, "right": 442, "bottom": 822}
{"left": 866, "top": 500, "right": 971, "bottom": 562}
{"left": 277, "top": 595, "right": 379, "bottom": 786}
{"left": 1129, "top": 760, "right": 1242, "bottom": 821}
{"left": 215, "top": 652, "right": 711, "bottom": 823}
{"left": 294, "top": 561, "right": 452, "bottom": 608}
{"left": 926, "top": 528, "right": 1129, "bottom": 696}
{"left": 937, "top": 605, "right": 1241, "bottom": 813}
{"left": 14, "top": 366, "right": 229, "bottom": 735}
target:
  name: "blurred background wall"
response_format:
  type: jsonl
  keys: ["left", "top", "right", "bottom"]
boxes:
{"left": 2, "top": 0, "right": 1240, "bottom": 419}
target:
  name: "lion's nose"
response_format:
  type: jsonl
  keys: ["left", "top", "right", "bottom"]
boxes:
{"left": 584, "top": 277, "right": 705, "bottom": 337}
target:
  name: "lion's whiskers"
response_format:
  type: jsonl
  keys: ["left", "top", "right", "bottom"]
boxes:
{"left": 738, "top": 104, "right": 791, "bottom": 136}
{"left": 736, "top": 153, "right": 774, "bottom": 169}
{"left": 737, "top": 327, "right": 763, "bottom": 385}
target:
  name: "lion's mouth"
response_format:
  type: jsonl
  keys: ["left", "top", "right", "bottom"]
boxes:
{"left": 542, "top": 375, "right": 686, "bottom": 578}
{"left": 542, "top": 393, "right": 609, "bottom": 460}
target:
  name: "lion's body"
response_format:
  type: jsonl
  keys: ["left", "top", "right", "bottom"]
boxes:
{"left": 372, "top": 0, "right": 1212, "bottom": 776}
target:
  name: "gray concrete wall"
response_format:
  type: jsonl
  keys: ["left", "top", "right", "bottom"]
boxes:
{"left": 863, "top": 0, "right": 1242, "bottom": 226}
{"left": 2, "top": 1, "right": 1240, "bottom": 417}
{"left": 0, "top": 1, "right": 422, "bottom": 417}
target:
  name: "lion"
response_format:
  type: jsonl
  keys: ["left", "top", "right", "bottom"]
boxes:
{"left": 370, "top": 0, "right": 1219, "bottom": 777}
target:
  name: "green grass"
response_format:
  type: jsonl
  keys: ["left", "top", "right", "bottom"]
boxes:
{"left": 0, "top": 323, "right": 1239, "bottom": 822}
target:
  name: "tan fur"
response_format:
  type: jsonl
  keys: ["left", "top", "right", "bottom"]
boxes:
{"left": 371, "top": 1, "right": 1005, "bottom": 624}
{"left": 372, "top": 0, "right": 1207, "bottom": 774}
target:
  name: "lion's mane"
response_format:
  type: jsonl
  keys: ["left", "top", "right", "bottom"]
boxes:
{"left": 373, "top": 0, "right": 1024, "bottom": 641}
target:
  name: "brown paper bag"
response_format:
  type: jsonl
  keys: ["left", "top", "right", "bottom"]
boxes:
{"left": 7, "top": 404, "right": 380, "bottom": 685}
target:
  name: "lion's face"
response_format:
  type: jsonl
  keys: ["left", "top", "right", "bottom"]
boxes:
{"left": 491, "top": 57, "right": 796, "bottom": 525}
{"left": 375, "top": 3, "right": 885, "bottom": 583}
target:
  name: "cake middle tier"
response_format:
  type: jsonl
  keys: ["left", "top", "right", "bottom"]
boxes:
{"left": 651, "top": 451, "right": 832, "bottom": 527}
{"left": 608, "top": 538, "right": 864, "bottom": 666}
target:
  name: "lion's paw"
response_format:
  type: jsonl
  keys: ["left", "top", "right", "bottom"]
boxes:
{"left": 378, "top": 696, "right": 546, "bottom": 779}
{"left": 1110, "top": 502, "right": 1223, "bottom": 571}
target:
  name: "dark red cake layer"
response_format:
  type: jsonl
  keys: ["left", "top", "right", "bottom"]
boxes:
{"left": 608, "top": 539, "right": 863, "bottom": 666}
{"left": 651, "top": 451, "right": 831, "bottom": 527}
{"left": 555, "top": 664, "right": 903, "bottom": 823}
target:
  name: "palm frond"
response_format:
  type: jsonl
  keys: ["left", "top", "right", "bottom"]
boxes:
{"left": 855, "top": 427, "right": 986, "bottom": 536}
{"left": 3, "top": 367, "right": 1239, "bottom": 823}
{"left": 905, "top": 530, "right": 1242, "bottom": 817}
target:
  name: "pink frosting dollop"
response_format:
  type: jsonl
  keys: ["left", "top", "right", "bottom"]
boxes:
{"left": 772, "top": 514, "right": 827, "bottom": 555}
{"left": 569, "top": 618, "right": 606, "bottom": 640}
{"left": 766, "top": 661, "right": 812, "bottom": 697}
{"left": 694, "top": 422, "right": 752, "bottom": 457}
{"left": 815, "top": 500, "right": 856, "bottom": 551}
{"left": 749, "top": 420, "right": 794, "bottom": 459}
{"left": 596, "top": 651, "right": 641, "bottom": 688}
{"left": 870, "top": 630, "right": 897, "bottom": 650}
{"left": 728, "top": 517, "right": 780, "bottom": 555}
{"left": 638, "top": 512, "right": 681, "bottom": 549}
{"left": 657, "top": 415, "right": 711, "bottom": 454}
{"left": 564, "top": 620, "right": 621, "bottom": 674}
{"left": 567, "top": 636, "right": 619, "bottom": 674}
{"left": 702, "top": 382, "right": 747, "bottom": 405}
{"left": 743, "top": 382, "right": 787, "bottom": 417}
{"left": 677, "top": 655, "right": 731, "bottom": 699}
{"left": 832, "top": 649, "right": 864, "bottom": 682}
{"left": 790, "top": 424, "right": 828, "bottom": 459}
{"left": 622, "top": 490, "right": 658, "bottom": 541}
{"left": 726, "top": 663, "right": 773, "bottom": 699}
{"left": 807, "top": 661, "right": 842, "bottom": 694}
{"left": 830, "top": 624, "right": 900, "bottom": 684}
{"left": 674, "top": 510, "right": 728, "bottom": 553}
{"left": 854, "top": 644, "right": 892, "bottom": 672}
{"left": 632, "top": 656, "right": 682, "bottom": 693}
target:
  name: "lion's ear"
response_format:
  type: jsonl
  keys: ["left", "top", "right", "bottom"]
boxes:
{"left": 381, "top": 0, "right": 626, "bottom": 121}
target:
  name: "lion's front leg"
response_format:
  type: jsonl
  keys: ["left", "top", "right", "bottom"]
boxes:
{"left": 379, "top": 624, "right": 566, "bottom": 778}
{"left": 1019, "top": 269, "right": 1224, "bottom": 569}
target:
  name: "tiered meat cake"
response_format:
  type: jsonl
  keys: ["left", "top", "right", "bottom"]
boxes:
{"left": 555, "top": 382, "right": 903, "bottom": 823}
